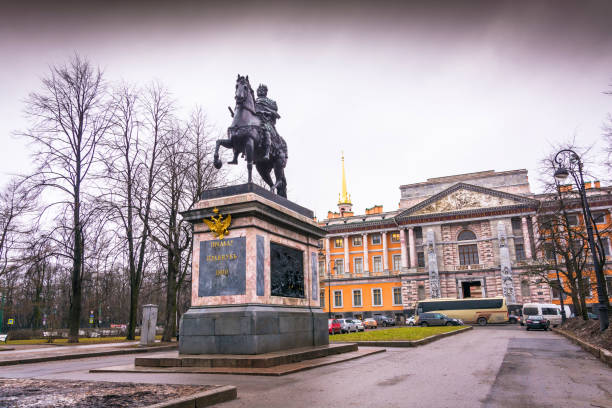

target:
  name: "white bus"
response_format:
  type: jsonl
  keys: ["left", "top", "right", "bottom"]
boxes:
{"left": 416, "top": 297, "right": 509, "bottom": 326}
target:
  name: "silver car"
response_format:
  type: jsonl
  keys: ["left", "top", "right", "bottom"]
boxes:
{"left": 337, "top": 318, "right": 358, "bottom": 333}
{"left": 351, "top": 319, "right": 365, "bottom": 332}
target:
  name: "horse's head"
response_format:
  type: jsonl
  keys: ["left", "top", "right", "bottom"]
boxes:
{"left": 235, "top": 74, "right": 254, "bottom": 106}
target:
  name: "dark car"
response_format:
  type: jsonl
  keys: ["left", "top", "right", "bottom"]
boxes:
{"left": 417, "top": 313, "right": 463, "bottom": 327}
{"left": 525, "top": 315, "right": 550, "bottom": 331}
{"left": 509, "top": 313, "right": 520, "bottom": 324}
{"left": 373, "top": 315, "right": 396, "bottom": 327}
{"left": 328, "top": 319, "right": 341, "bottom": 335}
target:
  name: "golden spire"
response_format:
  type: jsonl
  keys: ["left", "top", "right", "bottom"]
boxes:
{"left": 338, "top": 151, "right": 352, "bottom": 205}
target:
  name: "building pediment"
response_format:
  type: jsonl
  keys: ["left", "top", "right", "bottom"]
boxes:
{"left": 398, "top": 183, "right": 538, "bottom": 219}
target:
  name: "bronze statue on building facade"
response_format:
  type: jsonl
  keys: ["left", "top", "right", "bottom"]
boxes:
{"left": 214, "top": 75, "right": 288, "bottom": 198}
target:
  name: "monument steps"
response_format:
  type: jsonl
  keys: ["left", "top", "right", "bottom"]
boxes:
{"left": 135, "top": 343, "right": 357, "bottom": 369}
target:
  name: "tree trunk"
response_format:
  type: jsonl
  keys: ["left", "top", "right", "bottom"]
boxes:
{"left": 162, "top": 250, "right": 178, "bottom": 342}
{"left": 68, "top": 222, "right": 82, "bottom": 342}
{"left": 127, "top": 282, "right": 139, "bottom": 340}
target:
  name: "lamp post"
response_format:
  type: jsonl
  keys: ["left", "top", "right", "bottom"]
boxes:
{"left": 553, "top": 149, "right": 609, "bottom": 331}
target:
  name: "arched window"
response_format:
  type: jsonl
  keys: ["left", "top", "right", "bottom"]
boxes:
{"left": 458, "top": 230, "right": 477, "bottom": 241}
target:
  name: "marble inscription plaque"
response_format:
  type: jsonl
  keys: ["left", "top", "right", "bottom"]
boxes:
{"left": 198, "top": 237, "right": 246, "bottom": 297}
{"left": 270, "top": 242, "right": 304, "bottom": 298}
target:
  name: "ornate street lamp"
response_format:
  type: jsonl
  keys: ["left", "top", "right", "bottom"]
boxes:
{"left": 553, "top": 149, "right": 609, "bottom": 331}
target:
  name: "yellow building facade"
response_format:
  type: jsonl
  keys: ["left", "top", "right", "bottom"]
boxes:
{"left": 318, "top": 160, "right": 612, "bottom": 322}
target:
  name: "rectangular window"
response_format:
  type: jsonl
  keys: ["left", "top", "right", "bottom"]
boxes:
{"left": 571, "top": 240, "right": 584, "bottom": 256}
{"left": 417, "top": 252, "right": 425, "bottom": 267}
{"left": 319, "top": 260, "right": 325, "bottom": 276}
{"left": 372, "top": 256, "right": 382, "bottom": 272}
{"left": 320, "top": 291, "right": 325, "bottom": 308}
{"left": 550, "top": 279, "right": 563, "bottom": 299}
{"left": 371, "top": 234, "right": 381, "bottom": 245}
{"left": 544, "top": 244, "right": 555, "bottom": 260}
{"left": 392, "top": 254, "right": 401, "bottom": 271}
{"left": 606, "top": 277, "right": 612, "bottom": 296}
{"left": 582, "top": 277, "right": 592, "bottom": 298}
{"left": 592, "top": 211, "right": 606, "bottom": 225}
{"left": 459, "top": 244, "right": 479, "bottom": 265}
{"left": 600, "top": 238, "right": 611, "bottom": 257}
{"left": 333, "top": 290, "right": 343, "bottom": 308}
{"left": 352, "top": 236, "right": 362, "bottom": 247}
{"left": 391, "top": 232, "right": 400, "bottom": 243}
{"left": 334, "top": 259, "right": 344, "bottom": 275}
{"left": 511, "top": 218, "right": 522, "bottom": 232}
{"left": 352, "top": 289, "right": 362, "bottom": 307}
{"left": 393, "top": 287, "right": 402, "bottom": 305}
{"left": 354, "top": 257, "right": 363, "bottom": 274}
{"left": 566, "top": 214, "right": 579, "bottom": 226}
{"left": 515, "top": 242, "right": 526, "bottom": 261}
{"left": 334, "top": 238, "right": 343, "bottom": 248}
{"left": 417, "top": 285, "right": 426, "bottom": 300}
{"left": 372, "top": 288, "right": 382, "bottom": 306}
{"left": 415, "top": 227, "right": 423, "bottom": 239}
{"left": 540, "top": 215, "right": 554, "bottom": 230}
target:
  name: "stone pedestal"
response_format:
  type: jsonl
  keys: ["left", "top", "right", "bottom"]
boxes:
{"left": 179, "top": 183, "right": 328, "bottom": 355}
{"left": 140, "top": 304, "right": 158, "bottom": 346}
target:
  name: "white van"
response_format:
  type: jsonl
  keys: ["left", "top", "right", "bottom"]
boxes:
{"left": 522, "top": 303, "right": 562, "bottom": 327}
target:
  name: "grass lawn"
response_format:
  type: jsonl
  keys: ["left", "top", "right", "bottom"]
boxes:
{"left": 329, "top": 326, "right": 466, "bottom": 342}
{"left": 6, "top": 335, "right": 163, "bottom": 345}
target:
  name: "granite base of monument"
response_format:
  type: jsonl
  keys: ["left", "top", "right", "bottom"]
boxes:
{"left": 178, "top": 183, "right": 329, "bottom": 355}
{"left": 179, "top": 304, "right": 328, "bottom": 355}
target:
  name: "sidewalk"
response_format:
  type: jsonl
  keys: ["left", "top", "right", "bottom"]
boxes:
{"left": 0, "top": 341, "right": 176, "bottom": 366}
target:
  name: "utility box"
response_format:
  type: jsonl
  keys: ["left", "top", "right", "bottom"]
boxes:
{"left": 140, "top": 304, "right": 158, "bottom": 346}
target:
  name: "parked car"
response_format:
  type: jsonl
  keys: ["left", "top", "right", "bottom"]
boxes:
{"left": 522, "top": 303, "right": 562, "bottom": 327}
{"left": 373, "top": 315, "right": 396, "bottom": 327}
{"left": 525, "top": 315, "right": 550, "bottom": 331}
{"left": 416, "top": 313, "right": 463, "bottom": 327}
{"left": 406, "top": 316, "right": 417, "bottom": 326}
{"left": 337, "top": 318, "right": 358, "bottom": 333}
{"left": 508, "top": 313, "right": 520, "bottom": 324}
{"left": 363, "top": 318, "right": 378, "bottom": 329}
{"left": 352, "top": 319, "right": 365, "bottom": 332}
{"left": 588, "top": 312, "right": 599, "bottom": 320}
{"left": 328, "top": 319, "right": 341, "bottom": 335}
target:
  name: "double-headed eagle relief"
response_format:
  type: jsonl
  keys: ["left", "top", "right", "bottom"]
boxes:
{"left": 213, "top": 75, "right": 288, "bottom": 198}
{"left": 203, "top": 208, "right": 231, "bottom": 240}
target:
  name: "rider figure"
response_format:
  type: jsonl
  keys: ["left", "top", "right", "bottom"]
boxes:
{"left": 255, "top": 84, "right": 280, "bottom": 161}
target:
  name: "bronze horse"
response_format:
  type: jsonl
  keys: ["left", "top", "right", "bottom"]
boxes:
{"left": 213, "top": 75, "right": 288, "bottom": 198}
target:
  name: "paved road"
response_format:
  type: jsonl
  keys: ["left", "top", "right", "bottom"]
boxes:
{"left": 0, "top": 326, "right": 609, "bottom": 407}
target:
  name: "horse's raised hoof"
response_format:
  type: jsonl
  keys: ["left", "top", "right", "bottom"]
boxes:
{"left": 227, "top": 159, "right": 238, "bottom": 165}
{"left": 214, "top": 158, "right": 223, "bottom": 169}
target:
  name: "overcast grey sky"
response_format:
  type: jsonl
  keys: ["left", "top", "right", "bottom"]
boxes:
{"left": 1, "top": 1, "right": 611, "bottom": 218}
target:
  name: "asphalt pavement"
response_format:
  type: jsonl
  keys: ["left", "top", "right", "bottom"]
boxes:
{"left": 0, "top": 325, "right": 609, "bottom": 408}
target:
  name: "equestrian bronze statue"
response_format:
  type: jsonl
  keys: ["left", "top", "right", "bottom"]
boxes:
{"left": 213, "top": 75, "right": 288, "bottom": 198}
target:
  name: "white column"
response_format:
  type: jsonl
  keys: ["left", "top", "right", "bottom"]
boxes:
{"left": 521, "top": 216, "right": 532, "bottom": 259}
{"left": 325, "top": 238, "right": 330, "bottom": 275}
{"left": 382, "top": 231, "right": 388, "bottom": 272}
{"left": 363, "top": 233, "right": 369, "bottom": 273}
{"left": 400, "top": 228, "right": 408, "bottom": 269}
{"left": 409, "top": 227, "right": 417, "bottom": 268}
{"left": 344, "top": 235, "right": 350, "bottom": 274}
{"left": 531, "top": 215, "right": 540, "bottom": 258}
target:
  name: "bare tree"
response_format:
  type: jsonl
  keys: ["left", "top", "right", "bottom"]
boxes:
{"left": 0, "top": 177, "right": 38, "bottom": 281}
{"left": 104, "top": 82, "right": 171, "bottom": 339}
{"left": 527, "top": 143, "right": 609, "bottom": 319}
{"left": 19, "top": 55, "right": 112, "bottom": 342}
